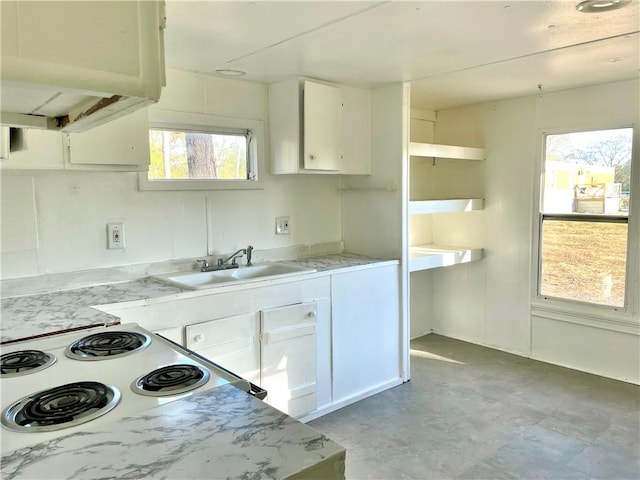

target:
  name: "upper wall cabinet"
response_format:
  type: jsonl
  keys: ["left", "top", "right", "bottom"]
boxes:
{"left": 269, "top": 78, "right": 371, "bottom": 175}
{"left": 64, "top": 109, "right": 150, "bottom": 171}
{"left": 0, "top": 1, "right": 165, "bottom": 132}
{"left": 1, "top": 109, "right": 150, "bottom": 171}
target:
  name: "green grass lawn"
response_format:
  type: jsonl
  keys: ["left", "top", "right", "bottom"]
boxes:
{"left": 540, "top": 221, "right": 628, "bottom": 308}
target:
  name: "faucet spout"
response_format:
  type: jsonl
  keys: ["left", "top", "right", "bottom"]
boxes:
{"left": 218, "top": 248, "right": 247, "bottom": 267}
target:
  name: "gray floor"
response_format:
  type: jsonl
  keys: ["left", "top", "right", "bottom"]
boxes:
{"left": 309, "top": 334, "right": 640, "bottom": 480}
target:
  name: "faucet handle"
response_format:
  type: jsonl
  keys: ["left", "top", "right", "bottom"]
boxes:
{"left": 246, "top": 245, "right": 254, "bottom": 266}
{"left": 196, "top": 259, "right": 209, "bottom": 270}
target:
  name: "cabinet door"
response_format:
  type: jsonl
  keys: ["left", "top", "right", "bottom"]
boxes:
{"left": 331, "top": 265, "right": 401, "bottom": 403}
{"left": 261, "top": 302, "right": 318, "bottom": 418}
{"left": 186, "top": 312, "right": 260, "bottom": 384}
{"left": 64, "top": 108, "right": 149, "bottom": 169}
{"left": 303, "top": 81, "right": 341, "bottom": 171}
{"left": 153, "top": 327, "right": 183, "bottom": 345}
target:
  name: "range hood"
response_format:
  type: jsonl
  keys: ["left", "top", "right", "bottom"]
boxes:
{"left": 0, "top": 1, "right": 166, "bottom": 132}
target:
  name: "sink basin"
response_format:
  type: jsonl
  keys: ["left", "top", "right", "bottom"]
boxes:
{"left": 152, "top": 263, "right": 316, "bottom": 290}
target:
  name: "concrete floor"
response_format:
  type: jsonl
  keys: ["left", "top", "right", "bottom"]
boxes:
{"left": 309, "top": 334, "right": 640, "bottom": 480}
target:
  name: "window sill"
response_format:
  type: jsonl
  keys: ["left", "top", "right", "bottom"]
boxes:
{"left": 531, "top": 299, "right": 639, "bottom": 335}
{"left": 137, "top": 176, "right": 264, "bottom": 191}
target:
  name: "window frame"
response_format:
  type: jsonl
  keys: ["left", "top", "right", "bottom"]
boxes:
{"left": 138, "top": 109, "right": 265, "bottom": 191}
{"left": 532, "top": 124, "right": 639, "bottom": 326}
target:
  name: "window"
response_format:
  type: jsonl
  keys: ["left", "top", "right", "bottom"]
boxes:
{"left": 148, "top": 128, "right": 252, "bottom": 181}
{"left": 538, "top": 127, "right": 634, "bottom": 309}
{"left": 139, "top": 110, "right": 264, "bottom": 191}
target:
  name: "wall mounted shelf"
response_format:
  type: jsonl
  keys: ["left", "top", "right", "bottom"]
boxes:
{"left": 409, "top": 198, "right": 483, "bottom": 215}
{"left": 409, "top": 244, "right": 483, "bottom": 272}
{"left": 409, "top": 142, "right": 485, "bottom": 161}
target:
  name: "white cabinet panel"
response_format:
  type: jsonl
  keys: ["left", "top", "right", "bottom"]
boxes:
{"left": 186, "top": 312, "right": 260, "bottom": 384}
{"left": 303, "top": 81, "right": 341, "bottom": 171}
{"left": 1, "top": 1, "right": 165, "bottom": 132}
{"left": 331, "top": 265, "right": 401, "bottom": 403}
{"left": 64, "top": 109, "right": 149, "bottom": 169}
{"left": 153, "top": 327, "right": 183, "bottom": 345}
{"left": 269, "top": 78, "right": 370, "bottom": 175}
{"left": 261, "top": 302, "right": 318, "bottom": 418}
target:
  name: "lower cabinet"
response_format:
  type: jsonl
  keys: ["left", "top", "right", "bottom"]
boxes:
{"left": 185, "top": 312, "right": 261, "bottom": 385}
{"left": 261, "top": 301, "right": 318, "bottom": 418}
{"left": 331, "top": 264, "right": 401, "bottom": 404}
{"left": 99, "top": 265, "right": 401, "bottom": 419}
{"left": 184, "top": 303, "right": 320, "bottom": 418}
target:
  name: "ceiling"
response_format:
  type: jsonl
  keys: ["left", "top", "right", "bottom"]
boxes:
{"left": 163, "top": 1, "right": 640, "bottom": 111}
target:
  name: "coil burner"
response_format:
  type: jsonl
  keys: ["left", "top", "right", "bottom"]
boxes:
{"left": 131, "top": 364, "right": 210, "bottom": 397}
{"left": 1, "top": 350, "right": 56, "bottom": 378}
{"left": 65, "top": 331, "right": 151, "bottom": 361}
{"left": 1, "top": 381, "right": 121, "bottom": 432}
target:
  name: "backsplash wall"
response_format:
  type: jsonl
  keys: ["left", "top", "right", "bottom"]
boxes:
{"left": 0, "top": 70, "right": 343, "bottom": 279}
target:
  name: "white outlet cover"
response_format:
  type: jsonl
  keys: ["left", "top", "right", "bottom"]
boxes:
{"left": 275, "top": 216, "right": 290, "bottom": 235}
{"left": 107, "top": 223, "right": 125, "bottom": 249}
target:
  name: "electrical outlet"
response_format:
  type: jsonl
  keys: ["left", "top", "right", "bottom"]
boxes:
{"left": 275, "top": 216, "right": 290, "bottom": 235}
{"left": 107, "top": 223, "right": 125, "bottom": 249}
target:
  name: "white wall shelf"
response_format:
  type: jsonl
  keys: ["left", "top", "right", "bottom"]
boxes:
{"left": 409, "top": 142, "right": 485, "bottom": 161}
{"left": 409, "top": 244, "right": 483, "bottom": 272}
{"left": 409, "top": 198, "right": 483, "bottom": 215}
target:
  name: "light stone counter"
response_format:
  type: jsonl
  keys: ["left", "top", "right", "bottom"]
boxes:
{"left": 1, "top": 254, "right": 396, "bottom": 344}
{"left": 1, "top": 279, "right": 187, "bottom": 344}
{"left": 0, "top": 384, "right": 346, "bottom": 480}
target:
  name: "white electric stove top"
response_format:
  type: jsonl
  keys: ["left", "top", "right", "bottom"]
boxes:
{"left": 0, "top": 323, "right": 249, "bottom": 454}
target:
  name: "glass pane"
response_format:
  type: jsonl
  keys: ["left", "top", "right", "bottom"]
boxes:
{"left": 543, "top": 128, "right": 632, "bottom": 216}
{"left": 540, "top": 220, "right": 627, "bottom": 307}
{"left": 148, "top": 130, "right": 248, "bottom": 180}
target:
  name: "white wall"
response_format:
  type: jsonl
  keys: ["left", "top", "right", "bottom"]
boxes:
{"left": 0, "top": 69, "right": 343, "bottom": 279}
{"left": 417, "top": 79, "right": 640, "bottom": 383}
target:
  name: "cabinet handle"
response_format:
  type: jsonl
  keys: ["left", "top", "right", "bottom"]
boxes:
{"left": 309, "top": 154, "right": 316, "bottom": 160}
{"left": 193, "top": 333, "right": 204, "bottom": 343}
{"left": 307, "top": 311, "right": 316, "bottom": 318}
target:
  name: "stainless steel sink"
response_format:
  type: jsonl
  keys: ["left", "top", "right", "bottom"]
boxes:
{"left": 151, "top": 263, "right": 316, "bottom": 290}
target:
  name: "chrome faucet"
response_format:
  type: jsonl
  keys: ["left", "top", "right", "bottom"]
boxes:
{"left": 197, "top": 245, "right": 254, "bottom": 272}
{"left": 217, "top": 248, "right": 246, "bottom": 268}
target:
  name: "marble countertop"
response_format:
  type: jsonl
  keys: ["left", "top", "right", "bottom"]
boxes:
{"left": 1, "top": 253, "right": 396, "bottom": 344}
{"left": 1, "top": 278, "right": 187, "bottom": 344}
{"left": 0, "top": 384, "right": 346, "bottom": 480}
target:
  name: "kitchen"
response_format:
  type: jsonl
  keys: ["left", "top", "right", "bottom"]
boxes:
{"left": 1, "top": 1, "right": 639, "bottom": 479}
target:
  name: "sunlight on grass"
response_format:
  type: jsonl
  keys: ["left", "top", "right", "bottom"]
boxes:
{"left": 540, "top": 221, "right": 627, "bottom": 307}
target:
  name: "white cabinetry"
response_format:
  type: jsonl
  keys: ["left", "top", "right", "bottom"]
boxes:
{"left": 64, "top": 109, "right": 150, "bottom": 170}
{"left": 97, "top": 266, "right": 402, "bottom": 419}
{"left": 331, "top": 264, "right": 401, "bottom": 404}
{"left": 186, "top": 312, "right": 261, "bottom": 385}
{"left": 303, "top": 82, "right": 342, "bottom": 171}
{"left": 269, "top": 78, "right": 370, "bottom": 175}
{"left": 261, "top": 302, "right": 318, "bottom": 418}
{"left": 409, "top": 142, "right": 486, "bottom": 272}
{"left": 1, "top": 109, "right": 150, "bottom": 171}
{"left": 0, "top": 1, "right": 165, "bottom": 132}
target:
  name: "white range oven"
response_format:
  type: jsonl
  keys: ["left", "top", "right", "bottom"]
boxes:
{"left": 0, "top": 323, "right": 266, "bottom": 455}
